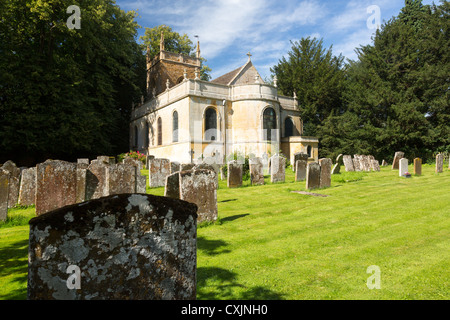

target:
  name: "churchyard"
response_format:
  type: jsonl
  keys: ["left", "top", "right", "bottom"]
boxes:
{"left": 0, "top": 157, "right": 449, "bottom": 300}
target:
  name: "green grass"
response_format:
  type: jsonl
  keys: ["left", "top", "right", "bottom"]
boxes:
{"left": 1, "top": 165, "right": 449, "bottom": 299}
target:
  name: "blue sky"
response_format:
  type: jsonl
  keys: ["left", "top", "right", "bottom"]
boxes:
{"left": 115, "top": 0, "right": 436, "bottom": 81}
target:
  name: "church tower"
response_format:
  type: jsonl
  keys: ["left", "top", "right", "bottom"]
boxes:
{"left": 146, "top": 31, "right": 202, "bottom": 98}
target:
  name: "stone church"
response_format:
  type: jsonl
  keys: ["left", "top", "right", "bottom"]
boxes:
{"left": 130, "top": 33, "right": 319, "bottom": 165}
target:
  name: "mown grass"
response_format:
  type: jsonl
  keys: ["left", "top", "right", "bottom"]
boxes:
{"left": 0, "top": 164, "right": 449, "bottom": 300}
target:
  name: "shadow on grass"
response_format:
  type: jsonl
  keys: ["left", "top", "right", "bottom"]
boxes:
{"left": 197, "top": 267, "right": 284, "bottom": 300}
{"left": 0, "top": 239, "right": 28, "bottom": 300}
{"left": 197, "top": 236, "right": 231, "bottom": 256}
{"left": 220, "top": 214, "right": 249, "bottom": 224}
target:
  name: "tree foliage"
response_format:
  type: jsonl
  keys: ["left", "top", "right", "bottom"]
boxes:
{"left": 0, "top": 0, "right": 146, "bottom": 166}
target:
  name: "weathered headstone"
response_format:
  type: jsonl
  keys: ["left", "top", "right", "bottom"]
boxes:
{"left": 123, "top": 157, "right": 143, "bottom": 171}
{"left": 180, "top": 169, "right": 217, "bottom": 223}
{"left": 164, "top": 172, "right": 180, "bottom": 199}
{"left": 353, "top": 155, "right": 361, "bottom": 172}
{"left": 319, "top": 158, "right": 332, "bottom": 188}
{"left": 249, "top": 158, "right": 264, "bottom": 185}
{"left": 18, "top": 167, "right": 36, "bottom": 206}
{"left": 293, "top": 153, "right": 308, "bottom": 172}
{"left": 193, "top": 163, "right": 219, "bottom": 189}
{"left": 381, "top": 160, "right": 388, "bottom": 166}
{"left": 435, "top": 153, "right": 444, "bottom": 173}
{"left": 148, "top": 158, "right": 170, "bottom": 188}
{"left": 86, "top": 160, "right": 109, "bottom": 200}
{"left": 359, "top": 155, "right": 371, "bottom": 172}
{"left": 0, "top": 169, "right": 9, "bottom": 221}
{"left": 414, "top": 158, "right": 422, "bottom": 176}
{"left": 331, "top": 154, "right": 343, "bottom": 174}
{"left": 35, "top": 160, "right": 78, "bottom": 216}
{"left": 1, "top": 160, "right": 21, "bottom": 208}
{"left": 76, "top": 167, "right": 87, "bottom": 203}
{"left": 295, "top": 160, "right": 307, "bottom": 182}
{"left": 371, "top": 160, "right": 381, "bottom": 172}
{"left": 343, "top": 155, "right": 355, "bottom": 172}
{"left": 392, "top": 151, "right": 404, "bottom": 170}
{"left": 270, "top": 155, "right": 285, "bottom": 183}
{"left": 306, "top": 162, "right": 321, "bottom": 190}
{"left": 27, "top": 193, "right": 198, "bottom": 300}
{"left": 180, "top": 163, "right": 195, "bottom": 172}
{"left": 399, "top": 158, "right": 409, "bottom": 177}
{"left": 77, "top": 159, "right": 89, "bottom": 169}
{"left": 170, "top": 161, "right": 181, "bottom": 174}
{"left": 136, "top": 175, "right": 147, "bottom": 194}
{"left": 227, "top": 160, "right": 243, "bottom": 188}
{"left": 108, "top": 164, "right": 136, "bottom": 195}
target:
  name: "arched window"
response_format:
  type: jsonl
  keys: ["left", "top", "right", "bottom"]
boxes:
{"left": 172, "top": 111, "right": 178, "bottom": 143}
{"left": 307, "top": 145, "right": 312, "bottom": 158}
{"left": 157, "top": 117, "right": 162, "bottom": 146}
{"left": 263, "top": 107, "right": 277, "bottom": 141}
{"left": 205, "top": 108, "right": 217, "bottom": 141}
{"left": 145, "top": 122, "right": 149, "bottom": 149}
{"left": 134, "top": 125, "right": 138, "bottom": 148}
{"left": 285, "top": 117, "right": 294, "bottom": 137}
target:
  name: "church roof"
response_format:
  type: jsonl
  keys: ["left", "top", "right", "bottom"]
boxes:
{"left": 211, "top": 58, "right": 264, "bottom": 86}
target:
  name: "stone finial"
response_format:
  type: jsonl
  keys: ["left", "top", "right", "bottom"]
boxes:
{"left": 247, "top": 52, "right": 252, "bottom": 62}
{"left": 273, "top": 75, "right": 278, "bottom": 87}
{"left": 166, "top": 79, "right": 170, "bottom": 91}
{"left": 194, "top": 68, "right": 200, "bottom": 80}
{"left": 183, "top": 68, "right": 188, "bottom": 81}
{"left": 195, "top": 35, "right": 200, "bottom": 59}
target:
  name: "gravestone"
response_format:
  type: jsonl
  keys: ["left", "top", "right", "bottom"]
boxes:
{"left": 1, "top": 160, "right": 21, "bottom": 208}
{"left": 343, "top": 155, "right": 355, "bottom": 172}
{"left": 381, "top": 160, "right": 388, "bottom": 166}
{"left": 270, "top": 155, "right": 285, "bottom": 183}
{"left": 371, "top": 160, "right": 381, "bottom": 172}
{"left": 435, "top": 153, "right": 444, "bottom": 173}
{"left": 249, "top": 158, "right": 264, "bottom": 185}
{"left": 27, "top": 193, "right": 198, "bottom": 300}
{"left": 76, "top": 167, "right": 87, "bottom": 203}
{"left": 293, "top": 153, "right": 308, "bottom": 172}
{"left": 180, "top": 163, "right": 195, "bottom": 172}
{"left": 414, "top": 158, "right": 422, "bottom": 176}
{"left": 0, "top": 169, "right": 9, "bottom": 221}
{"left": 227, "top": 160, "right": 242, "bottom": 188}
{"left": 331, "top": 154, "right": 343, "bottom": 174}
{"left": 18, "top": 167, "right": 36, "bottom": 206}
{"left": 392, "top": 151, "right": 404, "bottom": 170}
{"left": 319, "top": 158, "right": 332, "bottom": 188}
{"left": 170, "top": 161, "right": 181, "bottom": 174}
{"left": 146, "top": 155, "right": 155, "bottom": 169}
{"left": 164, "top": 172, "right": 180, "bottom": 199}
{"left": 306, "top": 162, "right": 321, "bottom": 190}
{"left": 35, "top": 160, "right": 78, "bottom": 216}
{"left": 108, "top": 164, "right": 137, "bottom": 195}
{"left": 136, "top": 175, "right": 147, "bottom": 194}
{"left": 123, "top": 157, "right": 143, "bottom": 171}
{"left": 179, "top": 169, "right": 217, "bottom": 223}
{"left": 261, "top": 153, "right": 269, "bottom": 175}
{"left": 399, "top": 158, "right": 409, "bottom": 177}
{"left": 353, "top": 155, "right": 361, "bottom": 172}
{"left": 359, "top": 155, "right": 371, "bottom": 172}
{"left": 295, "top": 160, "right": 307, "bottom": 182}
{"left": 86, "top": 160, "right": 109, "bottom": 200}
{"left": 77, "top": 159, "right": 89, "bottom": 169}
{"left": 193, "top": 163, "right": 219, "bottom": 189}
{"left": 148, "top": 158, "right": 170, "bottom": 188}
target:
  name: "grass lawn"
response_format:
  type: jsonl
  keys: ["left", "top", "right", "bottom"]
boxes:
{"left": 1, "top": 164, "right": 449, "bottom": 300}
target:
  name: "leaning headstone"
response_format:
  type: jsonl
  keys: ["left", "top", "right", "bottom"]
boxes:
{"left": 343, "top": 155, "right": 355, "bottom": 172}
{"left": 35, "top": 160, "right": 78, "bottom": 216}
{"left": 270, "top": 155, "right": 285, "bottom": 183}
{"left": 331, "top": 154, "right": 343, "bottom": 174}
{"left": 249, "top": 158, "right": 264, "bottom": 185}
{"left": 148, "top": 158, "right": 170, "bottom": 188}
{"left": 306, "top": 162, "right": 321, "bottom": 190}
{"left": 319, "top": 158, "right": 332, "bottom": 188}
{"left": 371, "top": 160, "right": 381, "bottom": 172}
{"left": 180, "top": 169, "right": 217, "bottom": 223}
{"left": 18, "top": 167, "right": 37, "bottom": 206}
{"left": 381, "top": 160, "right": 388, "bottom": 166}
{"left": 164, "top": 172, "right": 180, "bottom": 199}
{"left": 1, "top": 160, "right": 21, "bottom": 208}
{"left": 295, "top": 160, "right": 307, "bottom": 182}
{"left": 0, "top": 169, "right": 9, "bottom": 221}
{"left": 399, "top": 158, "right": 409, "bottom": 177}
{"left": 392, "top": 151, "right": 404, "bottom": 170}
{"left": 414, "top": 158, "right": 422, "bottom": 176}
{"left": 435, "top": 153, "right": 444, "bottom": 173}
{"left": 227, "top": 160, "right": 242, "bottom": 188}
{"left": 27, "top": 193, "right": 198, "bottom": 300}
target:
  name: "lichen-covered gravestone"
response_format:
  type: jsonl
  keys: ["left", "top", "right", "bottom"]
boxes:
{"left": 179, "top": 169, "right": 218, "bottom": 223}
{"left": 353, "top": 155, "right": 361, "bottom": 172}
{"left": 27, "top": 193, "right": 198, "bottom": 300}
{"left": 0, "top": 169, "right": 9, "bottom": 221}
{"left": 18, "top": 167, "right": 36, "bottom": 206}
{"left": 293, "top": 153, "right": 308, "bottom": 172}
{"left": 1, "top": 160, "right": 21, "bottom": 208}
{"left": 227, "top": 160, "right": 242, "bottom": 188}
{"left": 86, "top": 160, "right": 109, "bottom": 200}
{"left": 108, "top": 164, "right": 137, "bottom": 195}
{"left": 306, "top": 162, "right": 321, "bottom": 190}
{"left": 148, "top": 158, "right": 170, "bottom": 188}
{"left": 319, "top": 158, "right": 332, "bottom": 188}
{"left": 164, "top": 172, "right": 180, "bottom": 199}
{"left": 249, "top": 158, "right": 264, "bottom": 185}
{"left": 371, "top": 160, "right": 381, "bottom": 172}
{"left": 35, "top": 160, "right": 78, "bottom": 216}
{"left": 270, "top": 155, "right": 285, "bottom": 183}
{"left": 331, "top": 154, "right": 343, "bottom": 174}
{"left": 435, "top": 154, "right": 444, "bottom": 173}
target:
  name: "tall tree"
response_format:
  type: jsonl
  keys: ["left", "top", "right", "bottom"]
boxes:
{"left": 140, "top": 24, "right": 211, "bottom": 81}
{"left": 0, "top": 0, "right": 145, "bottom": 166}
{"left": 271, "top": 37, "right": 346, "bottom": 158}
